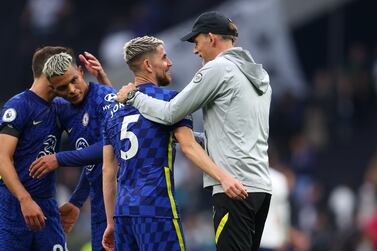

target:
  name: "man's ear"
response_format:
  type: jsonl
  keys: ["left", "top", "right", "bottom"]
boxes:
{"left": 78, "top": 65, "right": 84, "bottom": 76}
{"left": 47, "top": 81, "right": 54, "bottom": 89}
{"left": 208, "top": 33, "right": 216, "bottom": 47}
{"left": 143, "top": 58, "right": 153, "bottom": 73}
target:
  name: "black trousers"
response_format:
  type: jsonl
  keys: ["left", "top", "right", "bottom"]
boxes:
{"left": 213, "top": 192, "right": 271, "bottom": 251}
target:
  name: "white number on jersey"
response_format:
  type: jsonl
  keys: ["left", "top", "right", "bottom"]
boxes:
{"left": 120, "top": 114, "right": 140, "bottom": 160}
{"left": 53, "top": 244, "right": 64, "bottom": 251}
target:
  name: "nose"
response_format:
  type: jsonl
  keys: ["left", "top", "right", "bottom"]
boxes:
{"left": 193, "top": 47, "right": 198, "bottom": 55}
{"left": 167, "top": 57, "right": 173, "bottom": 67}
{"left": 67, "top": 83, "right": 76, "bottom": 95}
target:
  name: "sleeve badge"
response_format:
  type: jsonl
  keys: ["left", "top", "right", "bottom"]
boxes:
{"left": 2, "top": 108, "right": 17, "bottom": 122}
{"left": 193, "top": 72, "right": 203, "bottom": 83}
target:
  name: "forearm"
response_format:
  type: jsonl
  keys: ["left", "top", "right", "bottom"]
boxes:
{"left": 0, "top": 157, "right": 31, "bottom": 202}
{"left": 102, "top": 145, "right": 117, "bottom": 226}
{"left": 97, "top": 70, "right": 112, "bottom": 87}
{"left": 69, "top": 170, "right": 90, "bottom": 208}
{"left": 132, "top": 81, "right": 206, "bottom": 125}
{"left": 130, "top": 65, "right": 220, "bottom": 125}
{"left": 181, "top": 141, "right": 228, "bottom": 182}
{"left": 175, "top": 127, "right": 227, "bottom": 182}
{"left": 103, "top": 163, "right": 116, "bottom": 225}
{"left": 56, "top": 141, "right": 103, "bottom": 167}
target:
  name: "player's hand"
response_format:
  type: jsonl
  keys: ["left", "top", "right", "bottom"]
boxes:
{"left": 79, "top": 51, "right": 103, "bottom": 78}
{"left": 102, "top": 224, "right": 115, "bottom": 251}
{"left": 29, "top": 154, "right": 59, "bottom": 179}
{"left": 20, "top": 196, "right": 47, "bottom": 231}
{"left": 79, "top": 51, "right": 111, "bottom": 86}
{"left": 59, "top": 202, "right": 80, "bottom": 234}
{"left": 115, "top": 83, "right": 137, "bottom": 103}
{"left": 220, "top": 174, "right": 248, "bottom": 200}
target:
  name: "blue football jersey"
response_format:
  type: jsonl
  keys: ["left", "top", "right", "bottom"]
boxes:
{"left": 0, "top": 90, "right": 61, "bottom": 198}
{"left": 103, "top": 83, "right": 193, "bottom": 219}
{"left": 54, "top": 82, "right": 116, "bottom": 223}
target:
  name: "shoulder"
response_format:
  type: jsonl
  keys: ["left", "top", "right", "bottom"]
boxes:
{"left": 207, "top": 56, "right": 233, "bottom": 70}
{"left": 3, "top": 91, "right": 27, "bottom": 107}
{"left": 196, "top": 57, "right": 232, "bottom": 81}
{"left": 161, "top": 88, "right": 179, "bottom": 101}
{"left": 90, "top": 82, "right": 116, "bottom": 94}
{"left": 89, "top": 82, "right": 117, "bottom": 105}
{"left": 52, "top": 97, "right": 72, "bottom": 117}
{"left": 52, "top": 97, "right": 70, "bottom": 105}
{"left": 141, "top": 85, "right": 178, "bottom": 101}
{"left": 1, "top": 91, "right": 29, "bottom": 117}
{"left": 1, "top": 92, "right": 30, "bottom": 126}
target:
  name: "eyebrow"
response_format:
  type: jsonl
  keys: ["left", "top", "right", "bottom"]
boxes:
{"left": 56, "top": 75, "right": 78, "bottom": 90}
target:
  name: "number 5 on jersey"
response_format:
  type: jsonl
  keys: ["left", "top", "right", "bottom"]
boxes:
{"left": 120, "top": 114, "right": 140, "bottom": 160}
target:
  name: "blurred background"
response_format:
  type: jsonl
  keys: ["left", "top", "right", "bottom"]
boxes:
{"left": 1, "top": 0, "right": 377, "bottom": 250}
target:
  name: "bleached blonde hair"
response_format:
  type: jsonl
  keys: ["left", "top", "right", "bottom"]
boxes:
{"left": 43, "top": 52, "right": 73, "bottom": 78}
{"left": 123, "top": 36, "right": 164, "bottom": 72}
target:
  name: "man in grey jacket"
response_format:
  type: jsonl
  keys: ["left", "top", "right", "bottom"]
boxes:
{"left": 117, "top": 11, "right": 272, "bottom": 251}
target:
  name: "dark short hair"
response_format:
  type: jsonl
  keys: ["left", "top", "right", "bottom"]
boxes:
{"left": 32, "top": 46, "right": 75, "bottom": 78}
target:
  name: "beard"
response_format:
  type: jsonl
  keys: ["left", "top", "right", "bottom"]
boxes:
{"left": 156, "top": 73, "right": 171, "bottom": 87}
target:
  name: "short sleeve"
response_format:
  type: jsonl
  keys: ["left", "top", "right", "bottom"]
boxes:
{"left": 102, "top": 112, "right": 111, "bottom": 146}
{"left": 0, "top": 97, "right": 28, "bottom": 132}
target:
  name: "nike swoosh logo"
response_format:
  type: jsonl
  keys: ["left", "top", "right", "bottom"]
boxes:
{"left": 33, "top": 121, "right": 43, "bottom": 125}
{"left": 67, "top": 128, "right": 73, "bottom": 133}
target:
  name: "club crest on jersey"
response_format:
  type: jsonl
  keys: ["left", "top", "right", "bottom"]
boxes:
{"left": 104, "top": 93, "right": 117, "bottom": 102}
{"left": 193, "top": 72, "right": 203, "bottom": 83}
{"left": 2, "top": 108, "right": 16, "bottom": 122}
{"left": 75, "top": 137, "right": 95, "bottom": 171}
{"left": 37, "top": 135, "right": 57, "bottom": 158}
{"left": 82, "top": 112, "right": 89, "bottom": 126}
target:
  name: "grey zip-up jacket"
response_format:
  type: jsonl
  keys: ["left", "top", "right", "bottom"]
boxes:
{"left": 130, "top": 47, "right": 272, "bottom": 194}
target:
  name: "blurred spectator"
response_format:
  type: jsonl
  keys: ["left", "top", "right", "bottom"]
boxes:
{"left": 21, "top": 0, "right": 72, "bottom": 38}
{"left": 328, "top": 185, "right": 356, "bottom": 232}
{"left": 260, "top": 167, "right": 290, "bottom": 251}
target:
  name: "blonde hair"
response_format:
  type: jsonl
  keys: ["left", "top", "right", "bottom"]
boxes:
{"left": 123, "top": 36, "right": 164, "bottom": 72}
{"left": 43, "top": 52, "right": 73, "bottom": 78}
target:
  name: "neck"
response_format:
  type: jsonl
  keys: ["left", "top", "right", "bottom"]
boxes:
{"left": 29, "top": 76, "right": 55, "bottom": 102}
{"left": 213, "top": 42, "right": 234, "bottom": 58}
{"left": 134, "top": 73, "right": 157, "bottom": 86}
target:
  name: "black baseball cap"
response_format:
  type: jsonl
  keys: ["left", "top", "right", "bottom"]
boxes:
{"left": 180, "top": 11, "right": 238, "bottom": 43}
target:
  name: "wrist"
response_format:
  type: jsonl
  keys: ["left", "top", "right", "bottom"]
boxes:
{"left": 107, "top": 221, "right": 115, "bottom": 228}
{"left": 18, "top": 193, "right": 32, "bottom": 203}
{"left": 99, "top": 69, "right": 108, "bottom": 79}
{"left": 55, "top": 152, "right": 62, "bottom": 166}
{"left": 217, "top": 168, "right": 228, "bottom": 183}
{"left": 126, "top": 89, "right": 139, "bottom": 105}
{"left": 69, "top": 199, "right": 82, "bottom": 209}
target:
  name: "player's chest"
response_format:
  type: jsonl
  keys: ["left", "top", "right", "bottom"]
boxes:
{"left": 21, "top": 108, "right": 60, "bottom": 145}
{"left": 28, "top": 108, "right": 59, "bottom": 134}
{"left": 64, "top": 109, "right": 100, "bottom": 141}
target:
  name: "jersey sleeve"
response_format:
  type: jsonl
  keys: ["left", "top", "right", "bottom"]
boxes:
{"left": 56, "top": 141, "right": 103, "bottom": 166}
{"left": 97, "top": 85, "right": 117, "bottom": 121}
{"left": 69, "top": 169, "right": 90, "bottom": 208}
{"left": 0, "top": 97, "right": 29, "bottom": 135}
{"left": 102, "top": 112, "right": 111, "bottom": 146}
{"left": 131, "top": 62, "right": 224, "bottom": 125}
